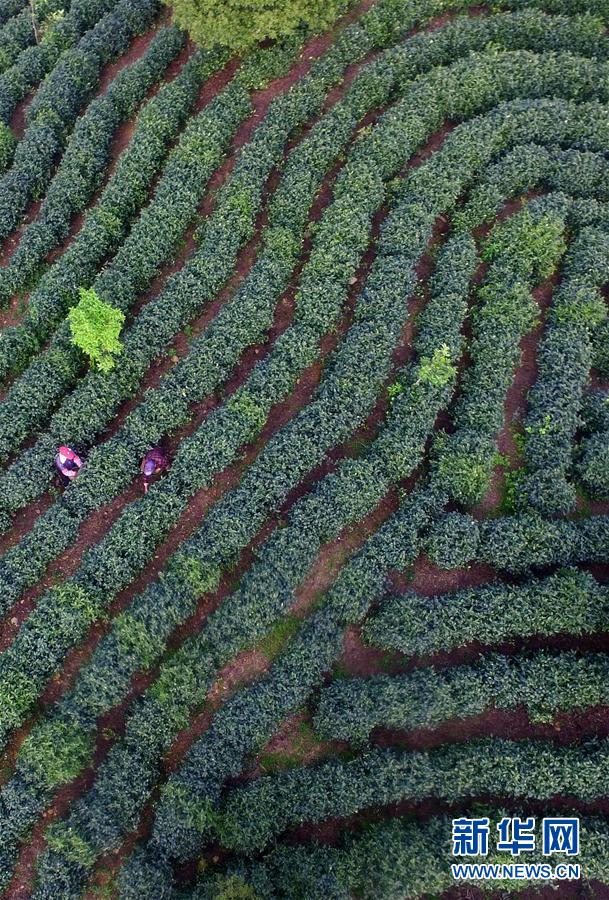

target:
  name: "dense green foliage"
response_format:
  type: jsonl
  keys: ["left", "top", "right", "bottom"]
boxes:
{"left": 68, "top": 288, "right": 125, "bottom": 372}
{"left": 164, "top": 0, "right": 348, "bottom": 51}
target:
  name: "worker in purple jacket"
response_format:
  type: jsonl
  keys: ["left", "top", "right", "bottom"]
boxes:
{"left": 140, "top": 446, "right": 169, "bottom": 494}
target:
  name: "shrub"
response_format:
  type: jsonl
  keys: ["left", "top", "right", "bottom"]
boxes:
{"left": 163, "top": 0, "right": 349, "bottom": 51}
{"left": 424, "top": 512, "right": 479, "bottom": 569}
{"left": 417, "top": 343, "right": 455, "bottom": 387}
{"left": 0, "top": 120, "right": 15, "bottom": 169}
{"left": 68, "top": 287, "right": 125, "bottom": 373}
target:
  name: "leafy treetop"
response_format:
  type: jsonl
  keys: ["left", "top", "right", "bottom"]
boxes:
{"left": 68, "top": 287, "right": 125, "bottom": 373}
{"left": 163, "top": 0, "right": 349, "bottom": 51}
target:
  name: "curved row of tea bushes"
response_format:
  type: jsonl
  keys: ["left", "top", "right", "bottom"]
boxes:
{"left": 407, "top": 503, "right": 609, "bottom": 573}
{"left": 455, "top": 142, "right": 609, "bottom": 232}
{"left": 435, "top": 198, "right": 568, "bottom": 507}
{"left": 578, "top": 391, "right": 609, "bottom": 498}
{"left": 0, "top": 0, "right": 27, "bottom": 27}
{"left": 190, "top": 812, "right": 609, "bottom": 899}
{"left": 520, "top": 226, "right": 609, "bottom": 514}
{"left": 313, "top": 651, "right": 609, "bottom": 741}
{"left": 592, "top": 317, "right": 609, "bottom": 376}
{"left": 363, "top": 568, "right": 608, "bottom": 658}
{"left": 0, "top": 0, "right": 68, "bottom": 74}
{"left": 212, "top": 737, "right": 609, "bottom": 853}
{"left": 0, "top": 23, "right": 186, "bottom": 308}
{"left": 482, "top": 512, "right": 609, "bottom": 571}
{"left": 0, "top": 0, "right": 161, "bottom": 247}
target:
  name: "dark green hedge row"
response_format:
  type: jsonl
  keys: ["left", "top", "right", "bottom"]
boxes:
{"left": 408, "top": 503, "right": 609, "bottom": 574}
{"left": 0, "top": 23, "right": 186, "bottom": 308}
{"left": 191, "top": 812, "right": 609, "bottom": 899}
{"left": 0, "top": 0, "right": 67, "bottom": 74}
{"left": 456, "top": 142, "right": 609, "bottom": 233}
{"left": 578, "top": 406, "right": 609, "bottom": 499}
{"left": 0, "top": 0, "right": 120, "bottom": 124}
{"left": 479, "top": 510, "right": 609, "bottom": 572}
{"left": 0, "top": 8, "right": 39, "bottom": 73}
{"left": 212, "top": 737, "right": 609, "bottom": 853}
{"left": 592, "top": 318, "right": 609, "bottom": 375}
{"left": 521, "top": 226, "right": 609, "bottom": 514}
{"left": 363, "top": 568, "right": 607, "bottom": 657}
{"left": 435, "top": 198, "right": 568, "bottom": 507}
{"left": 424, "top": 511, "right": 480, "bottom": 568}
{"left": 0, "top": 0, "right": 160, "bottom": 249}
{"left": 0, "top": 0, "right": 27, "bottom": 28}
{"left": 313, "top": 650, "right": 609, "bottom": 741}
{"left": 577, "top": 386, "right": 609, "bottom": 501}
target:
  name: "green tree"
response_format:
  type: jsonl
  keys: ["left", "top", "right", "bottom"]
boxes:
{"left": 163, "top": 0, "right": 348, "bottom": 51}
{"left": 68, "top": 287, "right": 125, "bottom": 373}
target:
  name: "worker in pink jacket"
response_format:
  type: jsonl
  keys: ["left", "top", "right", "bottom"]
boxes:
{"left": 55, "top": 445, "right": 83, "bottom": 486}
